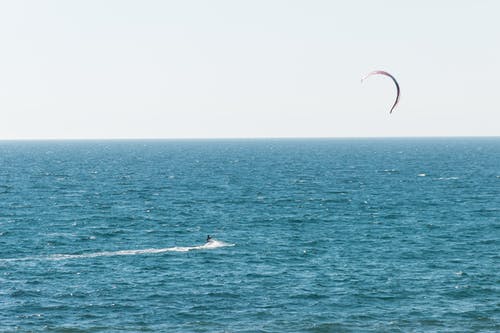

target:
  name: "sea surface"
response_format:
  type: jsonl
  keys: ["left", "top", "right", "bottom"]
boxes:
{"left": 0, "top": 138, "right": 498, "bottom": 332}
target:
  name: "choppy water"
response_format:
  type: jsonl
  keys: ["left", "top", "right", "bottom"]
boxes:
{"left": 0, "top": 138, "right": 498, "bottom": 332}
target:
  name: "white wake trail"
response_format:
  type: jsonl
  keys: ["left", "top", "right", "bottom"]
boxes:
{"left": 1, "top": 240, "right": 234, "bottom": 262}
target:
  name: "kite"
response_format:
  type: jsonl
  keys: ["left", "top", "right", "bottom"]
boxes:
{"left": 362, "top": 70, "right": 400, "bottom": 114}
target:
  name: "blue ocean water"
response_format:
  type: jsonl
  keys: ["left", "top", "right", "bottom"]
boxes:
{"left": 0, "top": 138, "right": 498, "bottom": 332}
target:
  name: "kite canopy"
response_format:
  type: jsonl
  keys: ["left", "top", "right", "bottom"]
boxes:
{"left": 362, "top": 70, "right": 400, "bottom": 114}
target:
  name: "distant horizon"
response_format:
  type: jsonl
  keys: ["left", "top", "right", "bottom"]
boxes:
{"left": 0, "top": 135, "right": 498, "bottom": 142}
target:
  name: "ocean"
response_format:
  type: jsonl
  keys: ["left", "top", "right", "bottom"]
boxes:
{"left": 0, "top": 138, "right": 498, "bottom": 332}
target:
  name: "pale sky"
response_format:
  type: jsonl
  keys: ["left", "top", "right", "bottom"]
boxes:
{"left": 0, "top": 0, "right": 499, "bottom": 139}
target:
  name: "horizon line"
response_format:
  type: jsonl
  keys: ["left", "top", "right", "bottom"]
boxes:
{"left": 0, "top": 135, "right": 498, "bottom": 142}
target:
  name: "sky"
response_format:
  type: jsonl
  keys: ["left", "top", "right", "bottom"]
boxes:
{"left": 0, "top": 0, "right": 499, "bottom": 139}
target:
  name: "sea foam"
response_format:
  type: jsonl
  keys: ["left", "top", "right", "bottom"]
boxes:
{"left": 1, "top": 240, "right": 234, "bottom": 262}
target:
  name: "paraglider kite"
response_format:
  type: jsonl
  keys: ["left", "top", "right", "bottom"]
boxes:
{"left": 362, "top": 70, "right": 400, "bottom": 114}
